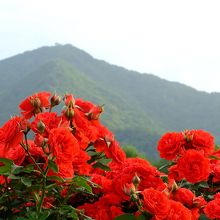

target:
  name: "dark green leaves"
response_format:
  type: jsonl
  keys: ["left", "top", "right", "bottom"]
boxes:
{"left": 114, "top": 213, "right": 151, "bottom": 220}
{"left": 114, "top": 214, "right": 136, "bottom": 220}
{"left": 48, "top": 160, "right": 59, "bottom": 173}
{"left": 0, "top": 158, "right": 13, "bottom": 175}
{"left": 21, "top": 177, "right": 32, "bottom": 187}
{"left": 73, "top": 176, "right": 92, "bottom": 193}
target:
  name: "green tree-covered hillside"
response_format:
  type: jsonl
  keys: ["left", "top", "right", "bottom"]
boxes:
{"left": 0, "top": 44, "right": 220, "bottom": 159}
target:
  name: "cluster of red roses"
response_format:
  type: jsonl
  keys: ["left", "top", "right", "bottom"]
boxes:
{"left": 0, "top": 91, "right": 220, "bottom": 219}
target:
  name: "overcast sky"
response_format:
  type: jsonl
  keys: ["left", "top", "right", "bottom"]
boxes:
{"left": 1, "top": 0, "right": 220, "bottom": 92}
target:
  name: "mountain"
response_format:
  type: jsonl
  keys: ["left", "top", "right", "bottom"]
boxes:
{"left": 0, "top": 44, "right": 220, "bottom": 160}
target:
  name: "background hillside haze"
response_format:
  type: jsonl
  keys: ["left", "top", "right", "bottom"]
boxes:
{"left": 0, "top": 44, "right": 220, "bottom": 159}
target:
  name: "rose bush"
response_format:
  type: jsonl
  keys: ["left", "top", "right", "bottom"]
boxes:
{"left": 0, "top": 91, "right": 220, "bottom": 219}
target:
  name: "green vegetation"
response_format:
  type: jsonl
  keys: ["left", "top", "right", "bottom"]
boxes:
{"left": 0, "top": 44, "right": 220, "bottom": 159}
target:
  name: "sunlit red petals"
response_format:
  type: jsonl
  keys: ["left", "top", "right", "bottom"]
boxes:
{"left": 63, "top": 94, "right": 75, "bottom": 106}
{"left": 185, "top": 130, "right": 215, "bottom": 156}
{"left": 48, "top": 127, "right": 80, "bottom": 177}
{"left": 142, "top": 188, "right": 170, "bottom": 219}
{"left": 72, "top": 150, "right": 92, "bottom": 175}
{"left": 75, "top": 98, "right": 94, "bottom": 113}
{"left": 204, "top": 197, "right": 220, "bottom": 219}
{"left": 106, "top": 140, "right": 126, "bottom": 164}
{"left": 157, "top": 132, "right": 185, "bottom": 160}
{"left": 171, "top": 188, "right": 195, "bottom": 207}
{"left": 73, "top": 108, "right": 99, "bottom": 149}
{"left": 0, "top": 143, "right": 25, "bottom": 166}
{"left": 177, "top": 150, "right": 210, "bottom": 183}
{"left": 31, "top": 112, "right": 62, "bottom": 137}
{"left": 19, "top": 92, "right": 51, "bottom": 119}
{"left": 110, "top": 158, "right": 166, "bottom": 196}
{"left": 48, "top": 127, "right": 79, "bottom": 162}
{"left": 0, "top": 116, "right": 23, "bottom": 149}
{"left": 166, "top": 200, "right": 192, "bottom": 220}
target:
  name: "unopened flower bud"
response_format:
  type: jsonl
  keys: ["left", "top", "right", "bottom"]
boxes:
{"left": 130, "top": 186, "right": 136, "bottom": 195}
{"left": 31, "top": 97, "right": 41, "bottom": 108}
{"left": 64, "top": 94, "right": 75, "bottom": 107}
{"left": 65, "top": 108, "right": 75, "bottom": 120}
{"left": 34, "top": 134, "right": 47, "bottom": 147}
{"left": 132, "top": 174, "right": 141, "bottom": 188}
{"left": 37, "top": 120, "right": 46, "bottom": 134}
{"left": 19, "top": 119, "right": 30, "bottom": 134}
{"left": 183, "top": 130, "right": 193, "bottom": 142}
{"left": 130, "top": 192, "right": 138, "bottom": 202}
{"left": 50, "top": 94, "right": 61, "bottom": 107}
{"left": 87, "top": 105, "right": 104, "bottom": 120}
{"left": 170, "top": 180, "right": 179, "bottom": 192}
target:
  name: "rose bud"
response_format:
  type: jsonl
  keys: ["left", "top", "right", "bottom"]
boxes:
{"left": 87, "top": 105, "right": 104, "bottom": 120}
{"left": 65, "top": 108, "right": 75, "bottom": 120}
{"left": 132, "top": 173, "right": 141, "bottom": 188}
{"left": 50, "top": 94, "right": 61, "bottom": 107}
{"left": 63, "top": 94, "right": 75, "bottom": 107}
{"left": 37, "top": 120, "right": 46, "bottom": 134}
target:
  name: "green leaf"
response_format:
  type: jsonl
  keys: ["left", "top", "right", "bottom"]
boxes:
{"left": 114, "top": 214, "right": 136, "bottom": 220}
{"left": 59, "top": 205, "right": 78, "bottom": 219}
{"left": 0, "top": 158, "right": 13, "bottom": 175}
{"left": 21, "top": 177, "right": 32, "bottom": 187}
{"left": 16, "top": 218, "right": 29, "bottom": 220}
{"left": 11, "top": 164, "right": 23, "bottom": 174}
{"left": 47, "top": 175, "right": 64, "bottom": 183}
{"left": 92, "top": 162, "right": 111, "bottom": 171}
{"left": 136, "top": 214, "right": 147, "bottom": 220}
{"left": 198, "top": 182, "right": 209, "bottom": 188}
{"left": 210, "top": 155, "right": 220, "bottom": 160}
{"left": 24, "top": 164, "right": 35, "bottom": 173}
{"left": 74, "top": 176, "right": 92, "bottom": 193}
{"left": 99, "top": 158, "right": 112, "bottom": 165}
{"left": 38, "top": 210, "right": 51, "bottom": 220}
{"left": 199, "top": 214, "right": 209, "bottom": 220}
{"left": 48, "top": 160, "right": 59, "bottom": 173}
{"left": 7, "top": 174, "right": 20, "bottom": 180}
{"left": 45, "top": 183, "right": 57, "bottom": 190}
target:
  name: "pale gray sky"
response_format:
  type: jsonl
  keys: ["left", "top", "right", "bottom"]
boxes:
{"left": 0, "top": 0, "right": 220, "bottom": 92}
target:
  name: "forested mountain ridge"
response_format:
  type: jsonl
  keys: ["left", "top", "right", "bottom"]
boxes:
{"left": 0, "top": 44, "right": 220, "bottom": 159}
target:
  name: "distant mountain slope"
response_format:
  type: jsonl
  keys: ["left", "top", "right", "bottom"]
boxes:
{"left": 0, "top": 44, "right": 220, "bottom": 159}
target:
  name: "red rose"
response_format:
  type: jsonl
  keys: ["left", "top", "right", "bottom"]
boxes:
{"left": 19, "top": 92, "right": 51, "bottom": 119}
{"left": 0, "top": 116, "right": 23, "bottom": 149}
{"left": 191, "top": 208, "right": 200, "bottom": 220}
{"left": 204, "top": 198, "right": 220, "bottom": 219}
{"left": 142, "top": 188, "right": 170, "bottom": 219}
{"left": 185, "top": 130, "right": 214, "bottom": 156}
{"left": 177, "top": 150, "right": 210, "bottom": 183}
{"left": 72, "top": 150, "right": 92, "bottom": 175}
{"left": 109, "top": 158, "right": 166, "bottom": 197}
{"left": 31, "top": 112, "right": 62, "bottom": 137}
{"left": 73, "top": 108, "right": 99, "bottom": 149}
{"left": 157, "top": 132, "right": 185, "bottom": 160}
{"left": 168, "top": 165, "right": 182, "bottom": 182}
{"left": 75, "top": 98, "right": 94, "bottom": 113}
{"left": 193, "top": 196, "right": 207, "bottom": 208}
{"left": 106, "top": 140, "right": 126, "bottom": 164}
{"left": 210, "top": 149, "right": 220, "bottom": 182}
{"left": 48, "top": 127, "right": 80, "bottom": 178}
{"left": 172, "top": 188, "right": 195, "bottom": 207}
{"left": 63, "top": 94, "right": 75, "bottom": 106}
{"left": 0, "top": 143, "right": 25, "bottom": 166}
{"left": 167, "top": 200, "right": 192, "bottom": 220}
